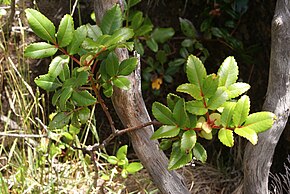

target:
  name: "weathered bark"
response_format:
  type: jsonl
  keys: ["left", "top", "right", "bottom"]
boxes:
{"left": 94, "top": 1, "right": 190, "bottom": 193}
{"left": 243, "top": 1, "right": 290, "bottom": 193}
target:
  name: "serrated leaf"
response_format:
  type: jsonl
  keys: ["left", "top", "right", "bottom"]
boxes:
{"left": 234, "top": 127, "right": 258, "bottom": 145}
{"left": 49, "top": 112, "right": 71, "bottom": 129}
{"left": 86, "top": 24, "right": 102, "bottom": 41}
{"left": 192, "top": 142, "right": 207, "bottom": 163}
{"left": 35, "top": 74, "right": 62, "bottom": 91}
{"left": 227, "top": 82, "right": 250, "bottom": 98}
{"left": 221, "top": 102, "right": 236, "bottom": 127}
{"left": 116, "top": 145, "right": 127, "bottom": 160}
{"left": 74, "top": 71, "right": 89, "bottom": 87}
{"left": 173, "top": 99, "right": 187, "bottom": 127}
{"left": 179, "top": 17, "right": 197, "bottom": 38}
{"left": 233, "top": 95, "right": 250, "bottom": 127}
{"left": 71, "top": 90, "right": 96, "bottom": 106}
{"left": 152, "top": 102, "right": 176, "bottom": 125}
{"left": 105, "top": 28, "right": 134, "bottom": 47}
{"left": 186, "top": 55, "right": 207, "bottom": 87}
{"left": 151, "top": 27, "right": 175, "bottom": 43}
{"left": 25, "top": 8, "right": 56, "bottom": 42}
{"left": 59, "top": 87, "right": 73, "bottom": 110}
{"left": 202, "top": 74, "right": 219, "bottom": 98}
{"left": 112, "top": 76, "right": 130, "bottom": 90}
{"left": 186, "top": 101, "right": 208, "bottom": 115}
{"left": 48, "top": 55, "right": 70, "bottom": 78}
{"left": 57, "top": 14, "right": 74, "bottom": 47}
{"left": 159, "top": 139, "right": 173, "bottom": 150}
{"left": 106, "top": 52, "right": 119, "bottom": 77}
{"left": 67, "top": 25, "right": 87, "bottom": 55}
{"left": 186, "top": 113, "right": 197, "bottom": 129}
{"left": 177, "top": 83, "right": 202, "bottom": 100}
{"left": 59, "top": 63, "right": 70, "bottom": 82}
{"left": 100, "top": 4, "right": 122, "bottom": 34}
{"left": 146, "top": 38, "right": 158, "bottom": 52}
{"left": 181, "top": 130, "right": 196, "bottom": 153}
{"left": 243, "top": 112, "right": 276, "bottom": 133}
{"left": 151, "top": 125, "right": 180, "bottom": 140}
{"left": 24, "top": 42, "right": 57, "bottom": 59}
{"left": 218, "top": 56, "right": 238, "bottom": 87}
{"left": 168, "top": 142, "right": 192, "bottom": 170}
{"left": 218, "top": 128, "right": 234, "bottom": 147}
{"left": 126, "top": 162, "right": 143, "bottom": 173}
{"left": 207, "top": 87, "right": 228, "bottom": 110}
{"left": 167, "top": 93, "right": 181, "bottom": 111}
{"left": 77, "top": 107, "right": 90, "bottom": 124}
{"left": 118, "top": 57, "right": 138, "bottom": 76}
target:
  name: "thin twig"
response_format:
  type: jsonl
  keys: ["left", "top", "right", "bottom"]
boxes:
{"left": 0, "top": 132, "right": 47, "bottom": 138}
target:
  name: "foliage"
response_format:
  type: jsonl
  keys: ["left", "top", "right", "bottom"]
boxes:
{"left": 151, "top": 55, "right": 275, "bottom": 170}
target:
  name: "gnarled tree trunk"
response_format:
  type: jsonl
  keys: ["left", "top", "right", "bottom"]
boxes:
{"left": 243, "top": 1, "right": 290, "bottom": 193}
{"left": 94, "top": 1, "right": 190, "bottom": 193}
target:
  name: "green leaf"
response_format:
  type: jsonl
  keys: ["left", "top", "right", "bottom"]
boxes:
{"left": 186, "top": 55, "right": 207, "bottom": 87}
{"left": 146, "top": 38, "right": 158, "bottom": 52}
{"left": 173, "top": 99, "right": 187, "bottom": 127}
{"left": 24, "top": 42, "right": 57, "bottom": 59}
{"left": 134, "top": 39, "right": 144, "bottom": 55}
{"left": 180, "top": 130, "right": 196, "bottom": 153}
{"left": 71, "top": 90, "right": 96, "bottom": 106}
{"left": 151, "top": 125, "right": 180, "bottom": 140}
{"left": 67, "top": 25, "right": 87, "bottom": 55}
{"left": 151, "top": 27, "right": 175, "bottom": 43}
{"left": 192, "top": 142, "right": 207, "bottom": 163}
{"left": 233, "top": 95, "right": 250, "bottom": 127}
{"left": 52, "top": 89, "right": 62, "bottom": 106}
{"left": 217, "top": 56, "right": 238, "bottom": 87}
{"left": 159, "top": 139, "right": 173, "bottom": 150}
{"left": 131, "top": 11, "right": 144, "bottom": 30}
{"left": 220, "top": 102, "right": 236, "bottom": 127}
{"left": 207, "top": 87, "right": 228, "bottom": 110}
{"left": 243, "top": 112, "right": 276, "bottom": 133}
{"left": 86, "top": 24, "right": 103, "bottom": 41}
{"left": 106, "top": 28, "right": 134, "bottom": 47}
{"left": 168, "top": 142, "right": 192, "bottom": 170}
{"left": 25, "top": 8, "right": 56, "bottom": 42}
{"left": 103, "top": 84, "right": 113, "bottom": 97}
{"left": 177, "top": 83, "right": 202, "bottom": 100}
{"left": 49, "top": 112, "right": 71, "bottom": 129}
{"left": 128, "top": 0, "right": 141, "bottom": 8}
{"left": 118, "top": 57, "right": 138, "bottom": 76}
{"left": 134, "top": 24, "right": 153, "bottom": 36}
{"left": 167, "top": 93, "right": 181, "bottom": 111}
{"left": 152, "top": 102, "right": 175, "bottom": 125}
{"left": 112, "top": 76, "right": 130, "bottom": 90}
{"left": 179, "top": 17, "right": 197, "bottom": 38}
{"left": 116, "top": 145, "right": 128, "bottom": 160}
{"left": 100, "top": 4, "right": 122, "bottom": 34}
{"left": 107, "top": 156, "right": 118, "bottom": 165}
{"left": 77, "top": 107, "right": 90, "bottom": 124}
{"left": 126, "top": 162, "right": 143, "bottom": 174}
{"left": 202, "top": 74, "right": 219, "bottom": 98}
{"left": 57, "top": 14, "right": 74, "bottom": 47}
{"left": 48, "top": 55, "right": 70, "bottom": 78}
{"left": 186, "top": 101, "right": 208, "bottom": 115}
{"left": 74, "top": 71, "right": 89, "bottom": 87}
{"left": 218, "top": 128, "right": 234, "bottom": 147}
{"left": 234, "top": 127, "right": 258, "bottom": 145}
{"left": 106, "top": 52, "right": 119, "bottom": 77}
{"left": 227, "top": 82, "right": 251, "bottom": 99}
{"left": 35, "top": 74, "right": 62, "bottom": 91}
{"left": 59, "top": 63, "right": 70, "bottom": 82}
{"left": 59, "top": 87, "right": 73, "bottom": 110}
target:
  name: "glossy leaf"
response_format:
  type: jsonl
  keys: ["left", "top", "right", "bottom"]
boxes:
{"left": 25, "top": 9, "right": 56, "bottom": 42}
{"left": 126, "top": 162, "right": 143, "bottom": 174}
{"left": 106, "top": 52, "right": 119, "bottom": 77}
{"left": 180, "top": 130, "right": 196, "bottom": 153}
{"left": 116, "top": 145, "right": 127, "bottom": 160}
{"left": 52, "top": 89, "right": 62, "bottom": 106}
{"left": 49, "top": 112, "right": 71, "bottom": 129}
{"left": 146, "top": 38, "right": 158, "bottom": 52}
{"left": 243, "top": 112, "right": 276, "bottom": 133}
{"left": 112, "top": 76, "right": 130, "bottom": 90}
{"left": 86, "top": 24, "right": 102, "bottom": 41}
{"left": 118, "top": 57, "right": 138, "bottom": 76}
{"left": 152, "top": 102, "right": 175, "bottom": 125}
{"left": 24, "top": 42, "right": 57, "bottom": 59}
{"left": 48, "top": 55, "right": 70, "bottom": 78}
{"left": 233, "top": 95, "right": 250, "bottom": 127}
{"left": 59, "top": 87, "right": 73, "bottom": 110}
{"left": 168, "top": 142, "right": 192, "bottom": 170}
{"left": 151, "top": 27, "right": 175, "bottom": 43}
{"left": 159, "top": 139, "right": 173, "bottom": 150}
{"left": 220, "top": 102, "right": 236, "bottom": 127}
{"left": 105, "top": 28, "right": 134, "bottom": 46}
{"left": 77, "top": 107, "right": 90, "bottom": 124}
{"left": 218, "top": 56, "right": 238, "bottom": 87}
{"left": 173, "top": 99, "right": 187, "bottom": 127}
{"left": 74, "top": 71, "right": 89, "bottom": 87}
{"left": 218, "top": 128, "right": 234, "bottom": 147}
{"left": 100, "top": 4, "right": 122, "bottom": 34}
{"left": 207, "top": 87, "right": 228, "bottom": 110}
{"left": 186, "top": 101, "right": 208, "bottom": 115}
{"left": 103, "top": 84, "right": 113, "bottom": 97}
{"left": 134, "top": 24, "right": 153, "bottom": 36}
{"left": 192, "top": 142, "right": 207, "bottom": 163}
{"left": 177, "top": 83, "right": 202, "bottom": 100}
{"left": 234, "top": 127, "right": 258, "bottom": 145}
{"left": 57, "top": 14, "right": 74, "bottom": 47}
{"left": 202, "top": 74, "right": 219, "bottom": 98}
{"left": 71, "top": 90, "right": 96, "bottom": 106}
{"left": 179, "top": 17, "right": 197, "bottom": 38}
{"left": 67, "top": 25, "right": 87, "bottom": 55}
{"left": 227, "top": 82, "right": 250, "bottom": 98}
{"left": 186, "top": 55, "right": 206, "bottom": 87}
{"left": 59, "top": 63, "right": 70, "bottom": 82}
{"left": 131, "top": 11, "right": 143, "bottom": 30}
{"left": 167, "top": 93, "right": 181, "bottom": 111}
{"left": 151, "top": 125, "right": 180, "bottom": 140}
{"left": 35, "top": 74, "right": 62, "bottom": 91}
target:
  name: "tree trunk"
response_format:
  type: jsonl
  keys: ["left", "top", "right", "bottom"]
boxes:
{"left": 243, "top": 1, "right": 290, "bottom": 193}
{"left": 94, "top": 1, "right": 190, "bottom": 193}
